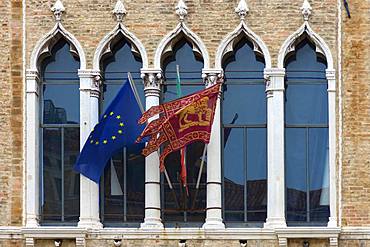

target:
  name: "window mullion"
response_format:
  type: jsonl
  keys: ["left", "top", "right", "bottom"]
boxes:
{"left": 306, "top": 127, "right": 310, "bottom": 223}
{"left": 61, "top": 127, "right": 65, "bottom": 222}
{"left": 123, "top": 147, "right": 127, "bottom": 222}
{"left": 244, "top": 127, "right": 248, "bottom": 223}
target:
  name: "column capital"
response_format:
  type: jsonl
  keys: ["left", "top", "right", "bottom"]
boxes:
{"left": 26, "top": 69, "right": 40, "bottom": 81}
{"left": 264, "top": 68, "right": 286, "bottom": 77}
{"left": 326, "top": 69, "right": 336, "bottom": 80}
{"left": 202, "top": 68, "right": 224, "bottom": 87}
{"left": 78, "top": 69, "right": 102, "bottom": 98}
{"left": 141, "top": 68, "right": 162, "bottom": 97}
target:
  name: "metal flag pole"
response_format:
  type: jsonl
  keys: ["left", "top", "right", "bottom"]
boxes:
{"left": 127, "top": 72, "right": 144, "bottom": 113}
{"left": 191, "top": 144, "right": 207, "bottom": 210}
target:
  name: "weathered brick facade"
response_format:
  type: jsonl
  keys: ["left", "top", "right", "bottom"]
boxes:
{"left": 0, "top": 0, "right": 369, "bottom": 246}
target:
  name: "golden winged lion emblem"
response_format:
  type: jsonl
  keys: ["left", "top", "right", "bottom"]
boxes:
{"left": 178, "top": 97, "right": 212, "bottom": 132}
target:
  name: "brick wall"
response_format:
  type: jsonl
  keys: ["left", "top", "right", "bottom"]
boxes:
{"left": 0, "top": 0, "right": 23, "bottom": 226}
{"left": 341, "top": 0, "right": 370, "bottom": 227}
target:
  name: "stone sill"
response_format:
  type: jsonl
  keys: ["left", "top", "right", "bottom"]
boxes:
{"left": 0, "top": 226, "right": 346, "bottom": 240}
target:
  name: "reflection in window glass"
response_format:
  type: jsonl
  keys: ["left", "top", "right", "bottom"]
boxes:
{"left": 100, "top": 36, "right": 145, "bottom": 225}
{"left": 161, "top": 39, "right": 205, "bottom": 225}
{"left": 285, "top": 39, "right": 329, "bottom": 224}
{"left": 222, "top": 38, "right": 267, "bottom": 225}
{"left": 40, "top": 39, "right": 80, "bottom": 224}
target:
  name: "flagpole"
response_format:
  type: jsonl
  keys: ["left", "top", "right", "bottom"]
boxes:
{"left": 191, "top": 144, "right": 207, "bottom": 210}
{"left": 127, "top": 72, "right": 144, "bottom": 113}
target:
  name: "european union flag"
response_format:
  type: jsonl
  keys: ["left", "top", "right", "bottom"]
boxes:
{"left": 74, "top": 79, "right": 144, "bottom": 183}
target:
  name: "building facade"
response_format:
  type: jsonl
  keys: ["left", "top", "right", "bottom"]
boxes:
{"left": 0, "top": 0, "right": 369, "bottom": 246}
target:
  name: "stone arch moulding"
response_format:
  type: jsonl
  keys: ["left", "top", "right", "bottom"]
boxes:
{"left": 277, "top": 22, "right": 334, "bottom": 70}
{"left": 93, "top": 23, "right": 148, "bottom": 71}
{"left": 30, "top": 22, "right": 86, "bottom": 71}
{"left": 154, "top": 22, "right": 210, "bottom": 70}
{"left": 215, "top": 21, "right": 271, "bottom": 70}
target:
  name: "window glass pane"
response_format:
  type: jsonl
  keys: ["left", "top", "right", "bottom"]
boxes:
{"left": 223, "top": 84, "right": 266, "bottom": 125}
{"left": 43, "top": 84, "right": 80, "bottom": 124}
{"left": 246, "top": 128, "right": 267, "bottom": 221}
{"left": 126, "top": 144, "right": 145, "bottom": 222}
{"left": 103, "top": 38, "right": 144, "bottom": 107}
{"left": 41, "top": 40, "right": 80, "bottom": 82}
{"left": 285, "top": 84, "right": 328, "bottom": 125}
{"left": 42, "top": 128, "right": 62, "bottom": 222}
{"left": 286, "top": 128, "right": 307, "bottom": 222}
{"left": 63, "top": 127, "right": 80, "bottom": 222}
{"left": 161, "top": 39, "right": 205, "bottom": 224}
{"left": 309, "top": 128, "right": 330, "bottom": 222}
{"left": 100, "top": 37, "right": 145, "bottom": 224}
{"left": 224, "top": 128, "right": 244, "bottom": 222}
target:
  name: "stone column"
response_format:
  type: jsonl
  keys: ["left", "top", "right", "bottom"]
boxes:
{"left": 202, "top": 69, "right": 225, "bottom": 229}
{"left": 264, "top": 68, "right": 287, "bottom": 228}
{"left": 326, "top": 69, "right": 337, "bottom": 228}
{"left": 25, "top": 70, "right": 41, "bottom": 228}
{"left": 140, "top": 69, "right": 164, "bottom": 229}
{"left": 77, "top": 70, "right": 102, "bottom": 228}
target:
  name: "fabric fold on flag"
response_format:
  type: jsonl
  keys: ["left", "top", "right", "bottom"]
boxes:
{"left": 74, "top": 79, "right": 144, "bottom": 183}
{"left": 136, "top": 83, "right": 221, "bottom": 171}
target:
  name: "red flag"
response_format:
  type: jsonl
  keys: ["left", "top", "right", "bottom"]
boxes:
{"left": 137, "top": 83, "right": 221, "bottom": 171}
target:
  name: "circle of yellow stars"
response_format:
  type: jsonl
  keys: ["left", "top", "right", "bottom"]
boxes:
{"left": 88, "top": 111, "right": 125, "bottom": 146}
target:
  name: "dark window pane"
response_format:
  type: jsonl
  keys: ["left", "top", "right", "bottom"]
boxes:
{"left": 285, "top": 84, "right": 328, "bottom": 125}
{"left": 286, "top": 128, "right": 307, "bottom": 222}
{"left": 43, "top": 84, "right": 80, "bottom": 124}
{"left": 102, "top": 37, "right": 144, "bottom": 107}
{"left": 41, "top": 40, "right": 80, "bottom": 82}
{"left": 42, "top": 128, "right": 62, "bottom": 222}
{"left": 63, "top": 127, "right": 80, "bottom": 222}
{"left": 100, "top": 37, "right": 145, "bottom": 224}
{"left": 222, "top": 84, "right": 266, "bottom": 125}
{"left": 224, "top": 128, "right": 244, "bottom": 222}
{"left": 309, "top": 128, "right": 330, "bottom": 222}
{"left": 161, "top": 39, "right": 205, "bottom": 224}
{"left": 246, "top": 128, "right": 267, "bottom": 221}
{"left": 126, "top": 145, "right": 145, "bottom": 222}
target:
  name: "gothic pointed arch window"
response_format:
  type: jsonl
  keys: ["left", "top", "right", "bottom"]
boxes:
{"left": 160, "top": 35, "right": 206, "bottom": 225}
{"left": 284, "top": 37, "right": 330, "bottom": 225}
{"left": 99, "top": 33, "right": 145, "bottom": 225}
{"left": 221, "top": 36, "right": 267, "bottom": 225}
{"left": 40, "top": 37, "right": 80, "bottom": 223}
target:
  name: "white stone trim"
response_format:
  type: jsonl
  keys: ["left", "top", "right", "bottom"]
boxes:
{"left": 29, "top": 22, "right": 86, "bottom": 71}
{"left": 154, "top": 22, "right": 209, "bottom": 70}
{"left": 215, "top": 21, "right": 271, "bottom": 70}
{"left": 93, "top": 23, "right": 148, "bottom": 71}
{"left": 277, "top": 22, "right": 334, "bottom": 70}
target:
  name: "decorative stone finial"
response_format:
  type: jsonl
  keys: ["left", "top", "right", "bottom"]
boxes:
{"left": 175, "top": 0, "right": 188, "bottom": 21}
{"left": 235, "top": 0, "right": 249, "bottom": 21}
{"left": 301, "top": 0, "right": 312, "bottom": 21}
{"left": 113, "top": 0, "right": 127, "bottom": 22}
{"left": 51, "top": 0, "right": 65, "bottom": 22}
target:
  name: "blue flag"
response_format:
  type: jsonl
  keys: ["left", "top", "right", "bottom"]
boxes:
{"left": 74, "top": 79, "right": 144, "bottom": 183}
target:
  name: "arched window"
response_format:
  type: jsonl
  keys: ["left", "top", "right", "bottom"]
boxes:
{"left": 222, "top": 38, "right": 267, "bottom": 225}
{"left": 40, "top": 38, "right": 80, "bottom": 223}
{"left": 285, "top": 38, "right": 329, "bottom": 225}
{"left": 99, "top": 34, "right": 145, "bottom": 225}
{"left": 161, "top": 38, "right": 206, "bottom": 225}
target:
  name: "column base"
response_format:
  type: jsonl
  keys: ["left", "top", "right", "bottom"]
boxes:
{"left": 78, "top": 218, "right": 103, "bottom": 229}
{"left": 327, "top": 217, "right": 338, "bottom": 227}
{"left": 25, "top": 216, "right": 40, "bottom": 228}
{"left": 264, "top": 217, "right": 287, "bottom": 229}
{"left": 140, "top": 218, "right": 164, "bottom": 230}
{"left": 202, "top": 218, "right": 225, "bottom": 230}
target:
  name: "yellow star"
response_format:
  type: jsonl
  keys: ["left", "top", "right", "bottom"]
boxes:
{"left": 95, "top": 141, "right": 99, "bottom": 145}
{"left": 111, "top": 136, "right": 116, "bottom": 140}
{"left": 90, "top": 140, "right": 94, "bottom": 144}
{"left": 89, "top": 135, "right": 92, "bottom": 139}
{"left": 103, "top": 140, "right": 108, "bottom": 144}
{"left": 110, "top": 112, "right": 114, "bottom": 116}
{"left": 119, "top": 122, "right": 124, "bottom": 127}
{"left": 104, "top": 114, "right": 107, "bottom": 118}
{"left": 118, "top": 130, "right": 123, "bottom": 134}
{"left": 116, "top": 115, "right": 121, "bottom": 119}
